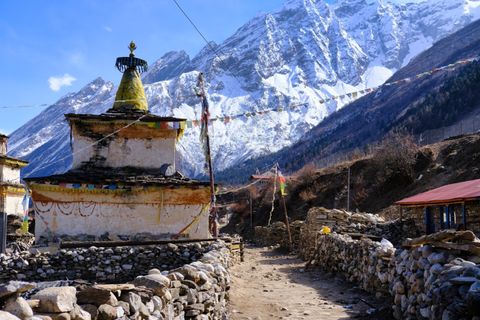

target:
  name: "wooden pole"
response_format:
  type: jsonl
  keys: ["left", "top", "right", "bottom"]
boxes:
{"left": 249, "top": 192, "right": 253, "bottom": 229}
{"left": 347, "top": 166, "right": 351, "bottom": 211}
{"left": 281, "top": 194, "right": 293, "bottom": 249}
{"left": 399, "top": 205, "right": 404, "bottom": 233}
{"left": 0, "top": 212, "right": 6, "bottom": 254}
{"left": 197, "top": 73, "right": 217, "bottom": 237}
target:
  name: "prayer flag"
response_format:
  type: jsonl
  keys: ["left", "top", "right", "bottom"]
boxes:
{"left": 21, "top": 192, "right": 29, "bottom": 233}
{"left": 278, "top": 171, "right": 287, "bottom": 196}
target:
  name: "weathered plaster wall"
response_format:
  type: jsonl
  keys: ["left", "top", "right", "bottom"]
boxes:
{"left": 0, "top": 136, "right": 6, "bottom": 155}
{"left": 3, "top": 193, "right": 24, "bottom": 216}
{"left": 0, "top": 163, "right": 25, "bottom": 215}
{"left": 72, "top": 135, "right": 176, "bottom": 169}
{"left": 0, "top": 165, "right": 22, "bottom": 184}
{"left": 70, "top": 123, "right": 177, "bottom": 169}
{"left": 34, "top": 202, "right": 210, "bottom": 239}
{"left": 31, "top": 186, "right": 212, "bottom": 240}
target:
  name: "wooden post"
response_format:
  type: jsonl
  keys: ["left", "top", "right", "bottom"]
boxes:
{"left": 196, "top": 73, "right": 217, "bottom": 237}
{"left": 462, "top": 203, "right": 467, "bottom": 229}
{"left": 440, "top": 206, "right": 445, "bottom": 230}
{"left": 425, "top": 207, "right": 434, "bottom": 234}
{"left": 445, "top": 205, "right": 450, "bottom": 229}
{"left": 0, "top": 212, "right": 6, "bottom": 254}
{"left": 281, "top": 195, "right": 293, "bottom": 249}
{"left": 240, "top": 238, "right": 244, "bottom": 262}
{"left": 347, "top": 166, "right": 351, "bottom": 211}
{"left": 249, "top": 192, "right": 253, "bottom": 229}
{"left": 399, "top": 206, "right": 404, "bottom": 233}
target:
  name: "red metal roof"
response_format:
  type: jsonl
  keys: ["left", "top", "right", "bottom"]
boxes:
{"left": 396, "top": 179, "right": 480, "bottom": 206}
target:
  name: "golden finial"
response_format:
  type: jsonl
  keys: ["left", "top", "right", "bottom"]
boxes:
{"left": 128, "top": 41, "right": 137, "bottom": 56}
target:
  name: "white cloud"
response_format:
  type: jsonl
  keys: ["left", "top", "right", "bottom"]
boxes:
{"left": 104, "top": 26, "right": 113, "bottom": 32}
{"left": 48, "top": 74, "right": 76, "bottom": 92}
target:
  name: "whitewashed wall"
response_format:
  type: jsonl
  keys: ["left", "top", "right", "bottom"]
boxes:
{"left": 71, "top": 135, "right": 176, "bottom": 169}
{"left": 3, "top": 193, "right": 24, "bottom": 216}
{"left": 34, "top": 201, "right": 210, "bottom": 239}
{"left": 30, "top": 184, "right": 209, "bottom": 238}
{"left": 0, "top": 165, "right": 22, "bottom": 184}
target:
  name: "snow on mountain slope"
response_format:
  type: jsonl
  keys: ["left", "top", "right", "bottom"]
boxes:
{"left": 8, "top": 0, "right": 480, "bottom": 179}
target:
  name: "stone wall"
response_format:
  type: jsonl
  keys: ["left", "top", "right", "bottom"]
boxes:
{"left": 0, "top": 242, "right": 213, "bottom": 283}
{"left": 302, "top": 230, "right": 480, "bottom": 319}
{"left": 254, "top": 220, "right": 304, "bottom": 250}
{"left": 255, "top": 207, "right": 420, "bottom": 254}
{"left": 305, "top": 233, "right": 394, "bottom": 297}
{"left": 0, "top": 240, "right": 233, "bottom": 320}
{"left": 391, "top": 245, "right": 480, "bottom": 319}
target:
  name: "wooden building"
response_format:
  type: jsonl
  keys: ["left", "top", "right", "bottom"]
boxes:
{"left": 25, "top": 43, "right": 213, "bottom": 242}
{"left": 396, "top": 179, "right": 480, "bottom": 235}
{"left": 0, "top": 134, "right": 28, "bottom": 216}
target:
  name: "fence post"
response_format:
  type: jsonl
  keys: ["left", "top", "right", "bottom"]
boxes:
{"left": 0, "top": 212, "right": 6, "bottom": 254}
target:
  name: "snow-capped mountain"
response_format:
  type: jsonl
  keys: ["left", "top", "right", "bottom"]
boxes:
{"left": 8, "top": 0, "right": 480, "bottom": 178}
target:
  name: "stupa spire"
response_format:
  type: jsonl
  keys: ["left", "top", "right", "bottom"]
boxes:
{"left": 110, "top": 41, "right": 149, "bottom": 113}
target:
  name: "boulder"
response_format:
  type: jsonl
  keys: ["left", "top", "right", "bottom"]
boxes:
{"left": 93, "top": 284, "right": 135, "bottom": 292}
{"left": 467, "top": 281, "right": 480, "bottom": 315}
{"left": 148, "top": 268, "right": 161, "bottom": 275}
{"left": 70, "top": 305, "right": 91, "bottom": 320}
{"left": 35, "top": 314, "right": 70, "bottom": 320}
{"left": 97, "top": 304, "right": 119, "bottom": 320}
{"left": 27, "top": 299, "right": 40, "bottom": 308}
{"left": 77, "top": 287, "right": 117, "bottom": 306}
{"left": 133, "top": 274, "right": 170, "bottom": 295}
{"left": 0, "top": 311, "right": 21, "bottom": 320}
{"left": 4, "top": 296, "right": 33, "bottom": 319}
{"left": 79, "top": 304, "right": 97, "bottom": 319}
{"left": 121, "top": 292, "right": 143, "bottom": 314}
{"left": 32, "top": 287, "right": 77, "bottom": 313}
{"left": 151, "top": 295, "right": 163, "bottom": 311}
{"left": 0, "top": 281, "right": 36, "bottom": 299}
{"left": 116, "top": 301, "right": 131, "bottom": 316}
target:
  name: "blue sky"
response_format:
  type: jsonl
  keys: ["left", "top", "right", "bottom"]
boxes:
{"left": 0, "top": 0, "right": 296, "bottom": 134}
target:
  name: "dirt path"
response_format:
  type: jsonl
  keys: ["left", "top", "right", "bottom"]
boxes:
{"left": 229, "top": 246, "right": 388, "bottom": 320}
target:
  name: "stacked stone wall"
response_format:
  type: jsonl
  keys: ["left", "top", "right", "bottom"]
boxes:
{"left": 254, "top": 220, "right": 304, "bottom": 250}
{"left": 303, "top": 231, "right": 480, "bottom": 319}
{"left": 306, "top": 233, "right": 393, "bottom": 296}
{"left": 0, "top": 242, "right": 213, "bottom": 283}
{"left": 0, "top": 240, "right": 235, "bottom": 320}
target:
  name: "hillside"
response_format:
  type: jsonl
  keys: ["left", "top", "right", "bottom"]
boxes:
{"left": 219, "top": 18, "right": 480, "bottom": 182}
{"left": 7, "top": 0, "right": 480, "bottom": 179}
{"left": 222, "top": 132, "right": 480, "bottom": 234}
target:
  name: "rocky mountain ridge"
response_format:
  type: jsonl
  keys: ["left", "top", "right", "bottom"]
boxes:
{"left": 8, "top": 0, "right": 480, "bottom": 178}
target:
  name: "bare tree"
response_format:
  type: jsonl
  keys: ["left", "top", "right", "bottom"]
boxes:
{"left": 373, "top": 129, "right": 418, "bottom": 183}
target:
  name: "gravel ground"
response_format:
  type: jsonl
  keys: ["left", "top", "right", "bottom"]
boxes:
{"left": 229, "top": 245, "right": 391, "bottom": 320}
